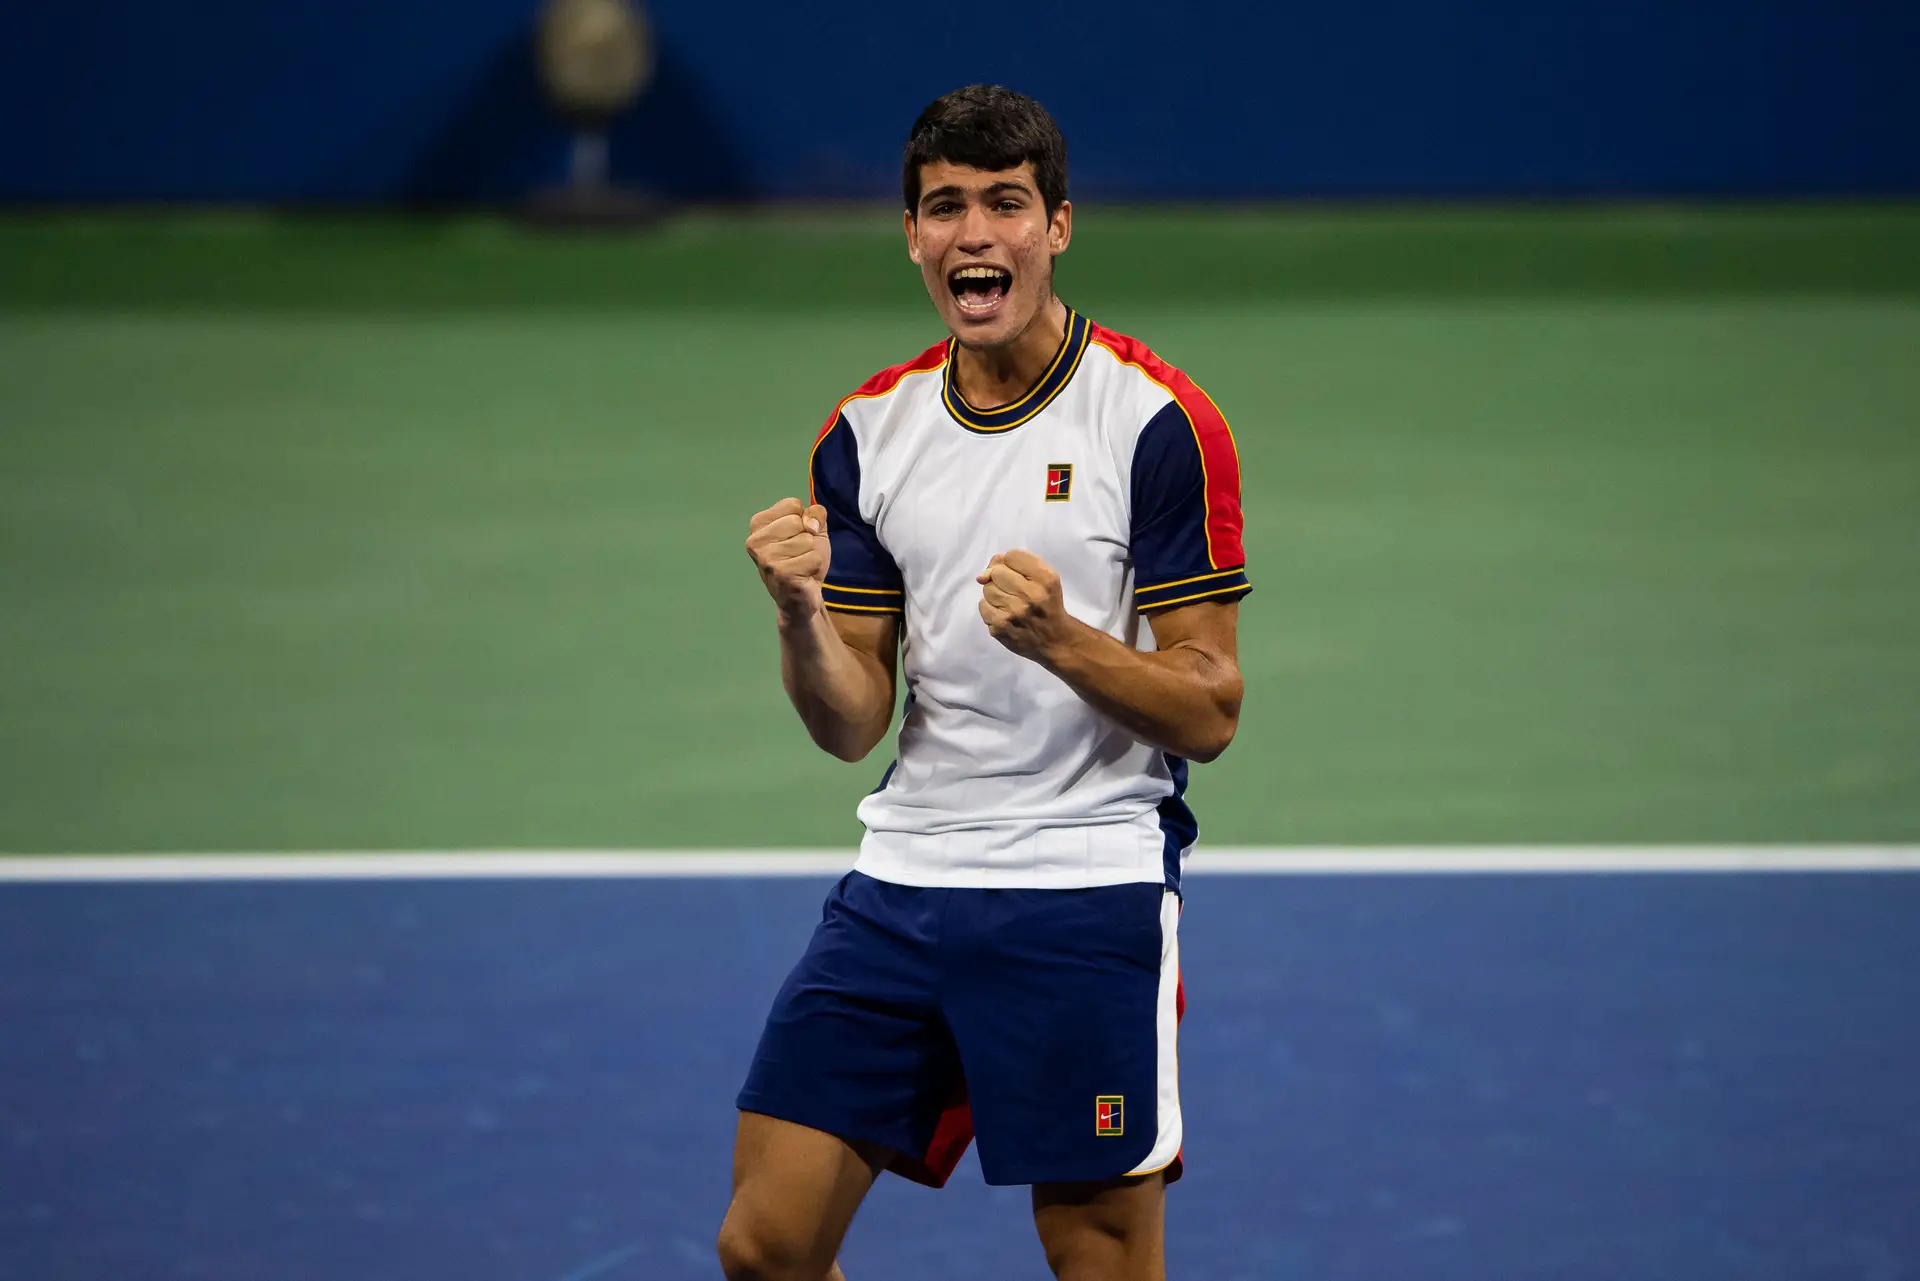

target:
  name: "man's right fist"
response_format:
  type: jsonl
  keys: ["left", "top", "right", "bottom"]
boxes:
{"left": 746, "top": 498, "right": 831, "bottom": 620}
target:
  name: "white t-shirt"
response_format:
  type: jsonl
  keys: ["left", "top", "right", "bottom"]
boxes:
{"left": 810, "top": 308, "right": 1249, "bottom": 891}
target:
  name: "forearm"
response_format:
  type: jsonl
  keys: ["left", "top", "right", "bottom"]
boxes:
{"left": 778, "top": 608, "right": 894, "bottom": 762}
{"left": 1038, "top": 619, "right": 1242, "bottom": 762}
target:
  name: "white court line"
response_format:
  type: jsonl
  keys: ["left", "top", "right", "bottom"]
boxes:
{"left": 0, "top": 846, "right": 1917, "bottom": 882}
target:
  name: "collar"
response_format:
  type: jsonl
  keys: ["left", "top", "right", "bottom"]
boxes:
{"left": 941, "top": 307, "right": 1091, "bottom": 434}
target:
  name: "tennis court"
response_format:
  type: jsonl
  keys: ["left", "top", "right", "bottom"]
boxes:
{"left": 4, "top": 852, "right": 1918, "bottom": 1279}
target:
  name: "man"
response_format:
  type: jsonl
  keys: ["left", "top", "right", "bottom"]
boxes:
{"left": 722, "top": 85, "right": 1247, "bottom": 1281}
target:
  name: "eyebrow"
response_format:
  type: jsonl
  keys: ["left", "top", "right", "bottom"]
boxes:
{"left": 919, "top": 180, "right": 1036, "bottom": 207}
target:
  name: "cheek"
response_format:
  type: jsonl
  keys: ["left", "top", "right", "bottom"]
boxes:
{"left": 1016, "top": 232, "right": 1052, "bottom": 286}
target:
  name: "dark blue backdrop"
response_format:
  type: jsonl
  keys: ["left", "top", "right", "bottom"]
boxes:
{"left": 3, "top": 0, "right": 1917, "bottom": 202}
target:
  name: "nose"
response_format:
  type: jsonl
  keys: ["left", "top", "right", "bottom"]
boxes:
{"left": 957, "top": 202, "right": 995, "bottom": 254}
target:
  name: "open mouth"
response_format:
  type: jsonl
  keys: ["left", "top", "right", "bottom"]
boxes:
{"left": 948, "top": 264, "right": 1013, "bottom": 315}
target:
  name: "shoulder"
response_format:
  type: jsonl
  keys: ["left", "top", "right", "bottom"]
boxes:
{"left": 814, "top": 338, "right": 950, "bottom": 446}
{"left": 1082, "top": 321, "right": 1232, "bottom": 445}
{"left": 1096, "top": 322, "right": 1250, "bottom": 586}
{"left": 809, "top": 338, "right": 949, "bottom": 500}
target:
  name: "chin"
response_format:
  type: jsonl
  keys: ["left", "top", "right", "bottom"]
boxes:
{"left": 950, "top": 321, "right": 1016, "bottom": 350}
{"left": 947, "top": 302, "right": 1033, "bottom": 349}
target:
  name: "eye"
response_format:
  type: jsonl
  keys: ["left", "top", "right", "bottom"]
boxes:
{"left": 931, "top": 201, "right": 960, "bottom": 216}
{"left": 998, "top": 199, "right": 1021, "bottom": 212}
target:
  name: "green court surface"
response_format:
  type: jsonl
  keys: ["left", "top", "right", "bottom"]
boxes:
{"left": 2, "top": 210, "right": 1917, "bottom": 851}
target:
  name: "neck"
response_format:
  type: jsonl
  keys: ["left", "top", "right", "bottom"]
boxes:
{"left": 951, "top": 295, "right": 1069, "bottom": 409}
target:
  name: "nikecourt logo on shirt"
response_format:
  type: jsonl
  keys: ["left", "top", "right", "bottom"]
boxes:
{"left": 1096, "top": 1095, "right": 1124, "bottom": 1136}
{"left": 1045, "top": 463, "right": 1073, "bottom": 502}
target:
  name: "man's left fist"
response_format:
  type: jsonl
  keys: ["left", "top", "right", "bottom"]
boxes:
{"left": 977, "top": 549, "right": 1068, "bottom": 661}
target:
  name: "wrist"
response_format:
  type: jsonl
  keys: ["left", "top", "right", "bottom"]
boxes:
{"left": 776, "top": 597, "right": 826, "bottom": 635}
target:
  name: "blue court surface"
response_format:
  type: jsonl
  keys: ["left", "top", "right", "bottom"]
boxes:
{"left": 4, "top": 868, "right": 1918, "bottom": 1280}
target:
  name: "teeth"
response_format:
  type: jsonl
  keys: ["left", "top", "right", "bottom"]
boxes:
{"left": 954, "top": 266, "right": 1007, "bottom": 280}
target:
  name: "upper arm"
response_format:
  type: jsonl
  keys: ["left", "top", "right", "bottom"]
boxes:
{"left": 811, "top": 413, "right": 905, "bottom": 615}
{"left": 1145, "top": 599, "right": 1244, "bottom": 760}
{"left": 1128, "top": 396, "right": 1250, "bottom": 616}
{"left": 1144, "top": 597, "right": 1240, "bottom": 667}
{"left": 828, "top": 609, "right": 899, "bottom": 704}
{"left": 1128, "top": 382, "right": 1248, "bottom": 741}
{"left": 812, "top": 411, "right": 902, "bottom": 703}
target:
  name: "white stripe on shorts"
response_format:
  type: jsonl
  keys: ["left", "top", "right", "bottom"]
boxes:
{"left": 1129, "top": 888, "right": 1183, "bottom": 1175}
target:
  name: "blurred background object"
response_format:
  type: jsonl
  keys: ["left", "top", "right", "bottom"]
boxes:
{"left": 528, "top": 0, "right": 660, "bottom": 225}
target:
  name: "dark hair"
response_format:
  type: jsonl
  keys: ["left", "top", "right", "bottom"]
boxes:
{"left": 902, "top": 85, "right": 1068, "bottom": 217}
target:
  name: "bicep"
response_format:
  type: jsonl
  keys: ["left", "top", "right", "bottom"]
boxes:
{"left": 1145, "top": 599, "right": 1240, "bottom": 668}
{"left": 828, "top": 609, "right": 899, "bottom": 695}
{"left": 1141, "top": 599, "right": 1244, "bottom": 759}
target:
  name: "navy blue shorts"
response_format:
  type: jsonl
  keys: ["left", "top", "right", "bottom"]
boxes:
{"left": 737, "top": 871, "right": 1183, "bottom": 1188}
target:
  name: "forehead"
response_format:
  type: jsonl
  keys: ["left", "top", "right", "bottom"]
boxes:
{"left": 916, "top": 159, "right": 1038, "bottom": 197}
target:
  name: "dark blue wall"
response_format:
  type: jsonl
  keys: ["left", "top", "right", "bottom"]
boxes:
{"left": 3, "top": 0, "right": 1916, "bottom": 202}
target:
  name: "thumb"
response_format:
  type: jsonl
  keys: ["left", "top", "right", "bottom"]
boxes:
{"left": 804, "top": 503, "right": 829, "bottom": 534}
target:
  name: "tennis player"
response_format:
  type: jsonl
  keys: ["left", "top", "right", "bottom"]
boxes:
{"left": 723, "top": 84, "right": 1248, "bottom": 1281}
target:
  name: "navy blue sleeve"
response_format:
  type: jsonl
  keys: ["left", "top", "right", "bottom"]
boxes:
{"left": 809, "top": 414, "right": 904, "bottom": 614}
{"left": 1129, "top": 401, "right": 1251, "bottom": 613}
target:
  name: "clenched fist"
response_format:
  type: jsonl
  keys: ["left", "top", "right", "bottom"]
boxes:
{"left": 977, "top": 550, "right": 1070, "bottom": 661}
{"left": 747, "top": 498, "right": 831, "bottom": 621}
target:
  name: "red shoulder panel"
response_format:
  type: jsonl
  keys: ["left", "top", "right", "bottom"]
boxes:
{"left": 813, "top": 339, "right": 950, "bottom": 444}
{"left": 1087, "top": 323, "right": 1246, "bottom": 570}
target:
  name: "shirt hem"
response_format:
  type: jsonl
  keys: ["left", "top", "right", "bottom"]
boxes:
{"left": 850, "top": 855, "right": 1170, "bottom": 890}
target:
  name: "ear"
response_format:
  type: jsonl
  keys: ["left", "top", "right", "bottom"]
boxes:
{"left": 903, "top": 208, "right": 922, "bottom": 265}
{"left": 1048, "top": 199, "right": 1073, "bottom": 257}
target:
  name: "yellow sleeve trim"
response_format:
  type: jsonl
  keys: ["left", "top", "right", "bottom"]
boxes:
{"left": 824, "top": 601, "right": 905, "bottom": 614}
{"left": 1135, "top": 567, "right": 1246, "bottom": 597}
{"left": 825, "top": 584, "right": 903, "bottom": 596}
{"left": 1138, "top": 582, "right": 1250, "bottom": 612}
